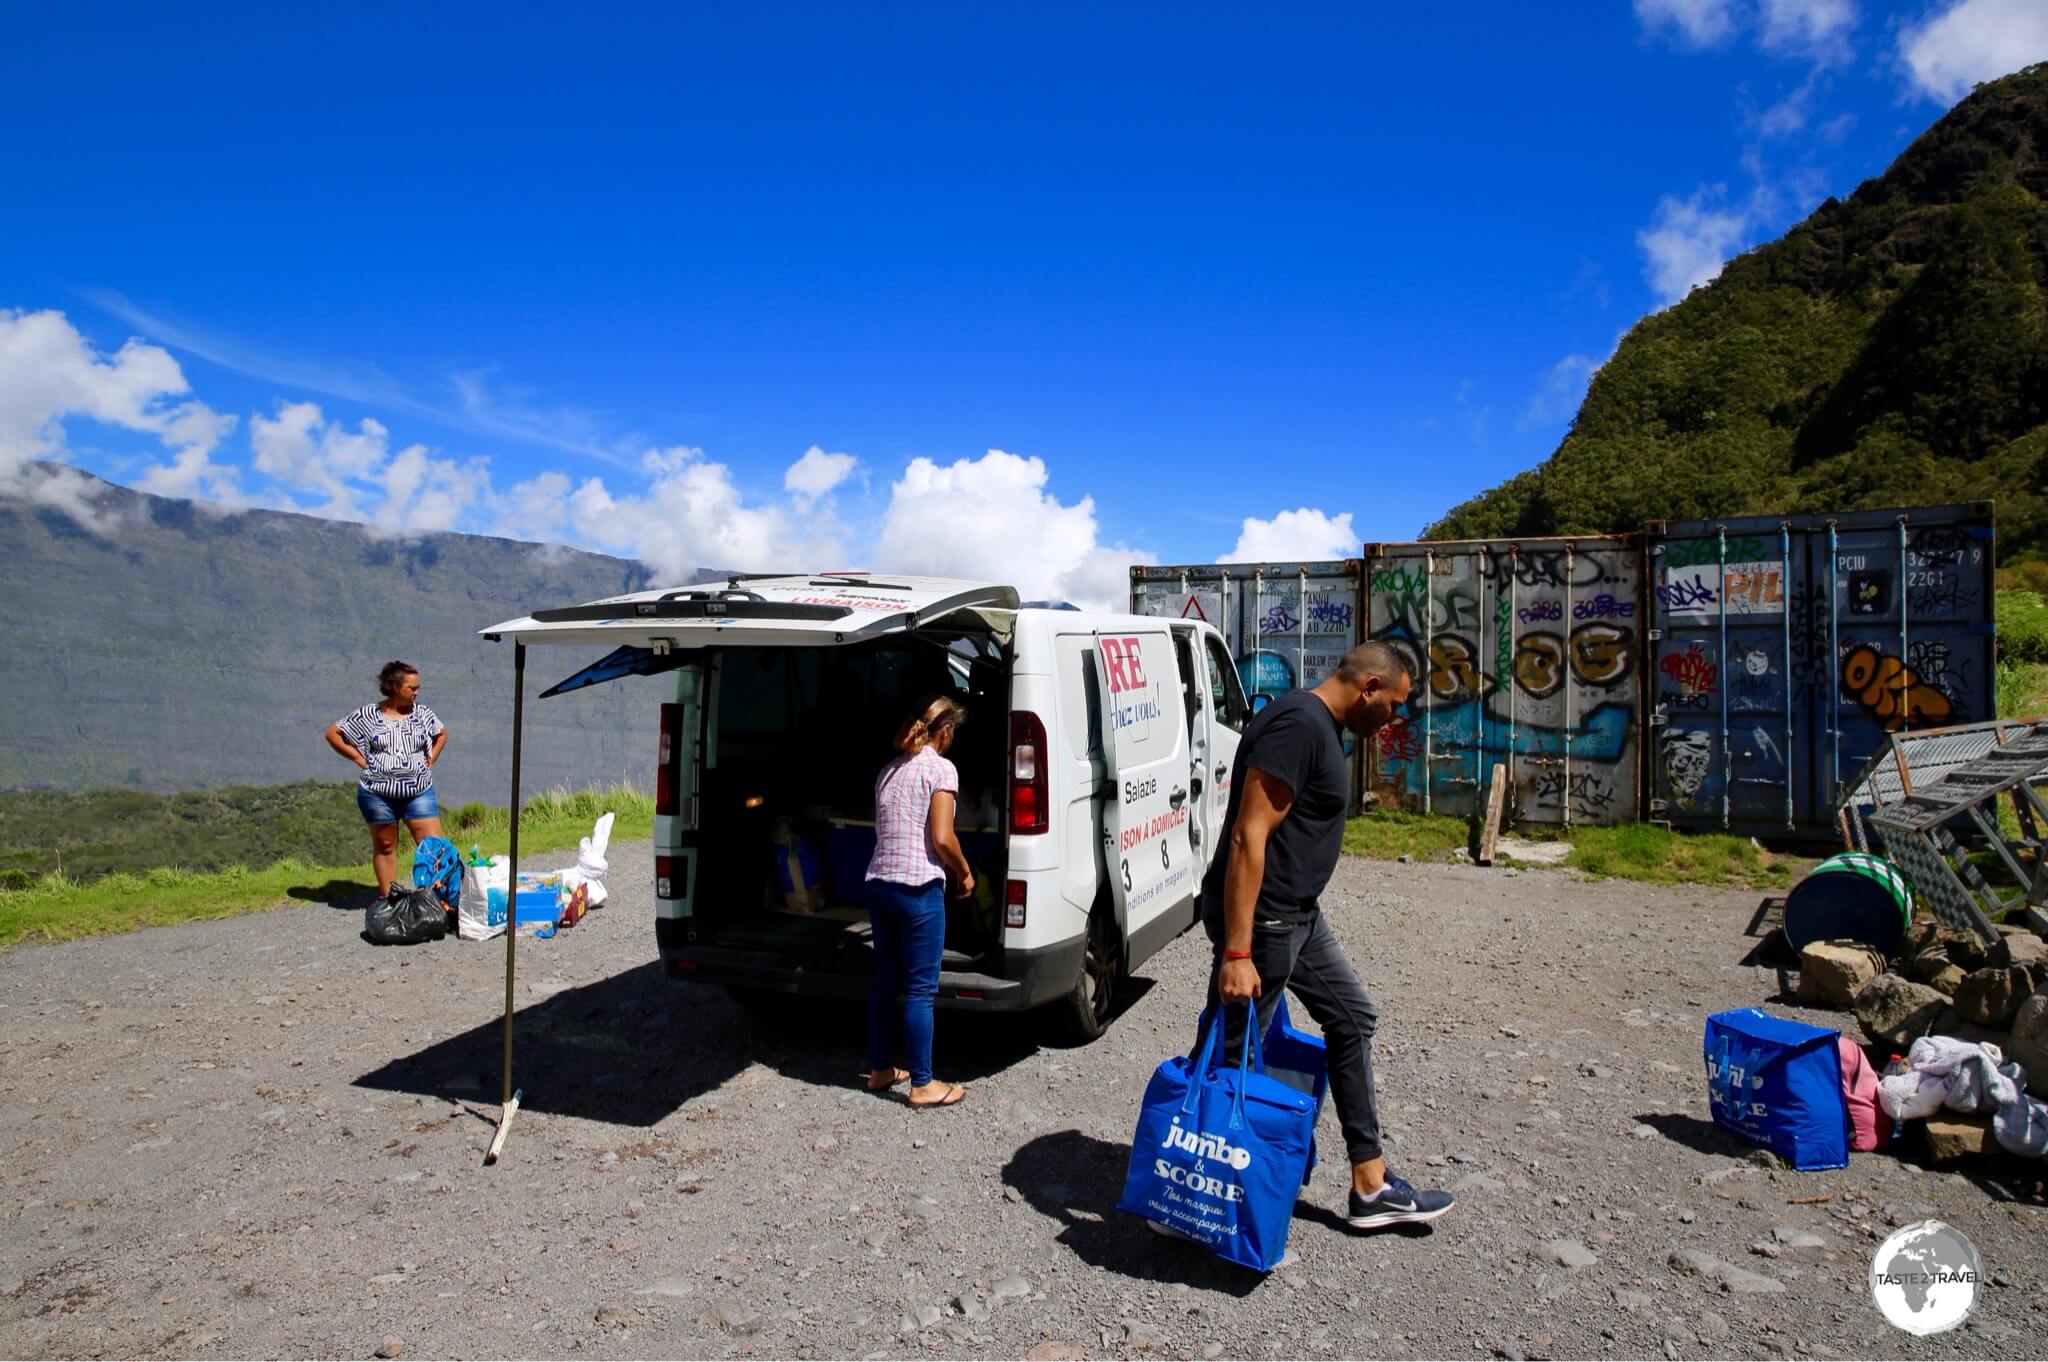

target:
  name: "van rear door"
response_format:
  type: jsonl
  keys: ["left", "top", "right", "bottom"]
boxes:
{"left": 1094, "top": 627, "right": 1196, "bottom": 968}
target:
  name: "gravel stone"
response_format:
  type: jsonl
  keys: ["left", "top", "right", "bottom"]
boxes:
{"left": 1536, "top": 1239, "right": 1598, "bottom": 1268}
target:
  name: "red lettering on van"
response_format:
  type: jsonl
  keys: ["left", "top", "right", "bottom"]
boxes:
{"left": 1103, "top": 636, "right": 1147, "bottom": 694}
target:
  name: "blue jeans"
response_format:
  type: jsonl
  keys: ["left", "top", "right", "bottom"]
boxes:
{"left": 868, "top": 878, "right": 946, "bottom": 1086}
{"left": 357, "top": 785, "right": 439, "bottom": 825}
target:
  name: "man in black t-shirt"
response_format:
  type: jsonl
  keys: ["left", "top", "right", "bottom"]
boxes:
{"left": 1187, "top": 641, "right": 1454, "bottom": 1232}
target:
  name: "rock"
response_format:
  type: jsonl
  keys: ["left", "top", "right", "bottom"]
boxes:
{"left": 899, "top": 1304, "right": 943, "bottom": 1333}
{"left": 1956, "top": 967, "right": 2032, "bottom": 1028}
{"left": 1991, "top": 933, "right": 2048, "bottom": 971}
{"left": 1853, "top": 974, "right": 1946, "bottom": 1049}
{"left": 1718, "top": 1263, "right": 1787, "bottom": 1295}
{"left": 1537, "top": 1239, "right": 1598, "bottom": 1268}
{"left": 2008, "top": 988, "right": 2048, "bottom": 1099}
{"left": 1930, "top": 1007, "right": 2010, "bottom": 1049}
{"left": 954, "top": 1292, "right": 991, "bottom": 1324}
{"left": 991, "top": 1275, "right": 1032, "bottom": 1300}
{"left": 1923, "top": 1114, "right": 1995, "bottom": 1162}
{"left": 2013, "top": 905, "right": 2048, "bottom": 939}
{"left": 1771, "top": 1227, "right": 1827, "bottom": 1250}
{"left": 1905, "top": 949, "right": 1967, "bottom": 996}
{"left": 593, "top": 1303, "right": 628, "bottom": 1328}
{"left": 702, "top": 1299, "right": 762, "bottom": 1334}
{"left": 1023, "top": 1345, "right": 1086, "bottom": 1361}
{"left": 1450, "top": 1172, "right": 1506, "bottom": 1194}
{"left": 1797, "top": 941, "right": 1886, "bottom": 1008}
{"left": 1123, "top": 1322, "right": 1167, "bottom": 1352}
{"left": 1695, "top": 1310, "right": 1730, "bottom": 1342}
{"left": 1614, "top": 1290, "right": 1655, "bottom": 1315}
{"left": 375, "top": 1338, "right": 403, "bottom": 1359}
{"left": 814, "top": 1135, "right": 838, "bottom": 1152}
{"left": 1901, "top": 917, "right": 1946, "bottom": 956}
{"left": 1881, "top": 1200, "right": 1937, "bottom": 1226}
{"left": 1669, "top": 1249, "right": 1719, "bottom": 1277}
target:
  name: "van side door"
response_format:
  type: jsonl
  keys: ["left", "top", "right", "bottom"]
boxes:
{"left": 1198, "top": 628, "right": 1249, "bottom": 872}
{"left": 1094, "top": 628, "right": 1197, "bottom": 966}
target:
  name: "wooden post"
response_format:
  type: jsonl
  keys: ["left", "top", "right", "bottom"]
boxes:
{"left": 1478, "top": 763, "right": 1507, "bottom": 866}
{"left": 489, "top": 641, "right": 527, "bottom": 1165}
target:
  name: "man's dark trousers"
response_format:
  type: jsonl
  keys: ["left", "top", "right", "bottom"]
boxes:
{"left": 1198, "top": 904, "right": 1383, "bottom": 1167}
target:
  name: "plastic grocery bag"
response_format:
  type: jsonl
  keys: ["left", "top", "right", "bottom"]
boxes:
{"left": 561, "top": 811, "right": 615, "bottom": 909}
{"left": 1116, "top": 1007, "right": 1316, "bottom": 1272}
{"left": 411, "top": 836, "right": 464, "bottom": 912}
{"left": 1703, "top": 1009, "right": 1848, "bottom": 1171}
{"left": 459, "top": 857, "right": 508, "bottom": 941}
{"left": 366, "top": 885, "right": 449, "bottom": 945}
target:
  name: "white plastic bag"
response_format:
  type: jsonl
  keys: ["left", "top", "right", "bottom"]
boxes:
{"left": 561, "top": 811, "right": 615, "bottom": 908}
{"left": 459, "top": 856, "right": 509, "bottom": 941}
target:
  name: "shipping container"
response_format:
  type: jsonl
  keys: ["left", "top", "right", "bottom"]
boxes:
{"left": 1644, "top": 503, "right": 1997, "bottom": 840}
{"left": 1130, "top": 560, "right": 1365, "bottom": 798}
{"left": 1361, "top": 537, "right": 1644, "bottom": 825}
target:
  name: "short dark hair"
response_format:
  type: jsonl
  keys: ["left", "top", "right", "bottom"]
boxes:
{"left": 378, "top": 660, "right": 419, "bottom": 697}
{"left": 1334, "top": 641, "right": 1411, "bottom": 688}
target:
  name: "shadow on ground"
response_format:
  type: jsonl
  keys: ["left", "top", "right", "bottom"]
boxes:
{"left": 1001, "top": 1129, "right": 1268, "bottom": 1296}
{"left": 287, "top": 878, "right": 375, "bottom": 909}
{"left": 1637, "top": 1111, "right": 1758, "bottom": 1158}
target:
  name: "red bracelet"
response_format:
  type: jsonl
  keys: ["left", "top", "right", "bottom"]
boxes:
{"left": 1223, "top": 950, "right": 1253, "bottom": 961}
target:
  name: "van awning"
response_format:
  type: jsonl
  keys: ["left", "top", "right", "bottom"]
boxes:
{"left": 481, "top": 574, "right": 1021, "bottom": 651}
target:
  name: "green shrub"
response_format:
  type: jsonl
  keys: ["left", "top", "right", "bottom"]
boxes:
{"left": 1998, "top": 588, "right": 2048, "bottom": 664}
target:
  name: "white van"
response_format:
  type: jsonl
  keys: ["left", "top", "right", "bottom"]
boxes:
{"left": 484, "top": 573, "right": 1249, "bottom": 1040}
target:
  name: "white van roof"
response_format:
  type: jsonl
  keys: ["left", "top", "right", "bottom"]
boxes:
{"left": 481, "top": 573, "right": 1021, "bottom": 650}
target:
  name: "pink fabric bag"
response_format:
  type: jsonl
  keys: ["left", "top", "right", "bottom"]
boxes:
{"left": 1837, "top": 1035, "right": 1892, "bottom": 1151}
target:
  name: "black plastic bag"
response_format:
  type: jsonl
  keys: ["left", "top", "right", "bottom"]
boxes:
{"left": 365, "top": 885, "right": 449, "bottom": 945}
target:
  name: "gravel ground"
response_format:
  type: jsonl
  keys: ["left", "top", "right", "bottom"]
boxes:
{"left": 3, "top": 846, "right": 2046, "bottom": 1361}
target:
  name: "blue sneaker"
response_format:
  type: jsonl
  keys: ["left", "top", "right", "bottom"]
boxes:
{"left": 1346, "top": 1173, "right": 1454, "bottom": 1229}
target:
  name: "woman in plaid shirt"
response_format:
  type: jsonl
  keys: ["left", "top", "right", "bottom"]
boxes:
{"left": 865, "top": 696, "right": 974, "bottom": 1108}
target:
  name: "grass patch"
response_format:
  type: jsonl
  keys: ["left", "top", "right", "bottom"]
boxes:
{"left": 1342, "top": 810, "right": 1472, "bottom": 862}
{"left": 1567, "top": 823, "right": 1804, "bottom": 888}
{"left": 0, "top": 783, "right": 652, "bottom": 953}
{"left": 1998, "top": 660, "right": 2048, "bottom": 719}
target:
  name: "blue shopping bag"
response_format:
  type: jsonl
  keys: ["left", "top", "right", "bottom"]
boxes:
{"left": 1260, "top": 997, "right": 1329, "bottom": 1185}
{"left": 1703, "top": 1008, "right": 1849, "bottom": 1172}
{"left": 1117, "top": 1007, "right": 1317, "bottom": 1272}
{"left": 411, "top": 836, "right": 464, "bottom": 912}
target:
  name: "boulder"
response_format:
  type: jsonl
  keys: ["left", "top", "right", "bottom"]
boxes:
{"left": 1922, "top": 1114, "right": 1995, "bottom": 1162}
{"left": 1904, "top": 949, "right": 1967, "bottom": 997}
{"left": 1954, "top": 967, "right": 2031, "bottom": 1029}
{"left": 1929, "top": 1008, "right": 2010, "bottom": 1049}
{"left": 1853, "top": 974, "right": 1947, "bottom": 1049}
{"left": 2012, "top": 905, "right": 2048, "bottom": 940}
{"left": 1989, "top": 932, "right": 2048, "bottom": 972}
{"left": 2008, "top": 988, "right": 2048, "bottom": 1100}
{"left": 1796, "top": 941, "right": 1887, "bottom": 1008}
{"left": 1901, "top": 917, "right": 1946, "bottom": 956}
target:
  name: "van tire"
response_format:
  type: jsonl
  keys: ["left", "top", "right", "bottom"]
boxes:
{"left": 1050, "top": 907, "right": 1122, "bottom": 1045}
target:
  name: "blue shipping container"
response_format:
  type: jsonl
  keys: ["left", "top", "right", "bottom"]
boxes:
{"left": 1645, "top": 504, "right": 1996, "bottom": 839}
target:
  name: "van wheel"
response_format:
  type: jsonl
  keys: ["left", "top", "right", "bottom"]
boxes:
{"left": 1051, "top": 909, "right": 1121, "bottom": 1045}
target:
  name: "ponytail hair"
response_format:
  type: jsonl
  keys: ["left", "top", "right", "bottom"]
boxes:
{"left": 895, "top": 694, "right": 968, "bottom": 755}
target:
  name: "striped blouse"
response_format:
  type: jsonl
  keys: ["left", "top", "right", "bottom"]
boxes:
{"left": 336, "top": 703, "right": 444, "bottom": 798}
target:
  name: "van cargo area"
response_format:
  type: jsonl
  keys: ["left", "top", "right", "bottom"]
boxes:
{"left": 685, "top": 629, "right": 1010, "bottom": 980}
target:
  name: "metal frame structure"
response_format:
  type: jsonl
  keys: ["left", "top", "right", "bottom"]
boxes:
{"left": 1836, "top": 716, "right": 2042, "bottom": 851}
{"left": 1864, "top": 719, "right": 2048, "bottom": 943}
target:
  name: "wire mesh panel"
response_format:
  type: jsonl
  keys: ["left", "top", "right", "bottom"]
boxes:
{"left": 1837, "top": 718, "right": 2026, "bottom": 849}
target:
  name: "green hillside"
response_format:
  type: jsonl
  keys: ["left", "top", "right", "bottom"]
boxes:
{"left": 1429, "top": 63, "right": 2048, "bottom": 566}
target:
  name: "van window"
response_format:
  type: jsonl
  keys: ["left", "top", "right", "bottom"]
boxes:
{"left": 1055, "top": 633, "right": 1105, "bottom": 762}
{"left": 1204, "top": 635, "right": 1249, "bottom": 732}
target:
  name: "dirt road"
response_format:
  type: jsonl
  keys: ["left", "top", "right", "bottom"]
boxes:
{"left": 2, "top": 849, "right": 2043, "bottom": 1359}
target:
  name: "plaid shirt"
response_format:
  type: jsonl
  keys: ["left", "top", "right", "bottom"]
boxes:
{"left": 867, "top": 746, "right": 960, "bottom": 887}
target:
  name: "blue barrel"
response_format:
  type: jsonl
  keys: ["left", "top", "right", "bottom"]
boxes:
{"left": 1782, "top": 852, "right": 1914, "bottom": 956}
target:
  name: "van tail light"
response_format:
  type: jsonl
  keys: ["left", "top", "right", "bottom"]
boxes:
{"left": 1009, "top": 711, "right": 1048, "bottom": 835}
{"left": 655, "top": 855, "right": 677, "bottom": 899}
{"left": 1004, "top": 878, "right": 1027, "bottom": 929}
{"left": 656, "top": 703, "right": 680, "bottom": 815}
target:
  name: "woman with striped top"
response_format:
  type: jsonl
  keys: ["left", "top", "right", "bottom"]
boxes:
{"left": 864, "top": 695, "right": 973, "bottom": 1109}
{"left": 324, "top": 660, "right": 450, "bottom": 896}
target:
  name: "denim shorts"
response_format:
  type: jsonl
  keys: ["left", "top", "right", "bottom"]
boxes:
{"left": 357, "top": 785, "right": 439, "bottom": 826}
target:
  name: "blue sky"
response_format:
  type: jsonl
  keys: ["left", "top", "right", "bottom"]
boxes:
{"left": 2, "top": 2, "right": 2043, "bottom": 605}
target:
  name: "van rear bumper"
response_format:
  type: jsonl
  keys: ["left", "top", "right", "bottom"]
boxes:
{"left": 654, "top": 918, "right": 1083, "bottom": 1013}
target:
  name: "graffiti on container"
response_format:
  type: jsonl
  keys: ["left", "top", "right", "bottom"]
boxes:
{"left": 1372, "top": 566, "right": 1427, "bottom": 597}
{"left": 1426, "top": 635, "right": 1492, "bottom": 704}
{"left": 1376, "top": 715, "right": 1422, "bottom": 766}
{"left": 1664, "top": 729, "right": 1715, "bottom": 809}
{"left": 1512, "top": 632, "right": 1566, "bottom": 699}
{"left": 1907, "top": 639, "right": 1971, "bottom": 701}
{"left": 1722, "top": 564, "right": 1785, "bottom": 613}
{"left": 1518, "top": 599, "right": 1563, "bottom": 624}
{"left": 1375, "top": 573, "right": 1481, "bottom": 638}
{"left": 1908, "top": 525, "right": 1974, "bottom": 569}
{"left": 1658, "top": 641, "right": 1719, "bottom": 697}
{"left": 1256, "top": 592, "right": 1354, "bottom": 637}
{"left": 1573, "top": 594, "right": 1634, "bottom": 621}
{"left": 1847, "top": 571, "right": 1891, "bottom": 616}
{"left": 1260, "top": 603, "right": 1300, "bottom": 634}
{"left": 1663, "top": 536, "right": 1767, "bottom": 570}
{"left": 1570, "top": 622, "right": 1634, "bottom": 688}
{"left": 1531, "top": 768, "right": 1617, "bottom": 816}
{"left": 1752, "top": 725, "right": 1785, "bottom": 769}
{"left": 1656, "top": 573, "right": 1718, "bottom": 613}
{"left": 1785, "top": 582, "right": 1830, "bottom": 703}
{"left": 1494, "top": 594, "right": 1513, "bottom": 684}
{"left": 1840, "top": 644, "right": 1954, "bottom": 731}
{"left": 1906, "top": 571, "right": 1975, "bottom": 619}
{"left": 1306, "top": 596, "right": 1353, "bottom": 630}
{"left": 1476, "top": 546, "right": 1607, "bottom": 589}
{"left": 1732, "top": 646, "right": 1778, "bottom": 703}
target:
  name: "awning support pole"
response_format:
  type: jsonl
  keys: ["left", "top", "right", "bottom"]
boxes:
{"left": 488, "top": 641, "right": 527, "bottom": 1165}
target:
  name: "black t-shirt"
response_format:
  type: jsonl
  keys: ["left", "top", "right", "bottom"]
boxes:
{"left": 1200, "top": 689, "right": 1349, "bottom": 925}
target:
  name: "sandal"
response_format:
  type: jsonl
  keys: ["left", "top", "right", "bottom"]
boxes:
{"left": 908, "top": 1083, "right": 967, "bottom": 1109}
{"left": 865, "top": 1068, "right": 911, "bottom": 1092}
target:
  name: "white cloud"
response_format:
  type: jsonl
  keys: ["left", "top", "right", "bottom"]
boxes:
{"left": 784, "top": 444, "right": 857, "bottom": 505}
{"left": 1520, "top": 353, "right": 1602, "bottom": 431}
{"left": 1218, "top": 508, "right": 1358, "bottom": 564}
{"left": 0, "top": 307, "right": 239, "bottom": 515}
{"left": 371, "top": 442, "right": 491, "bottom": 537}
{"left": 1759, "top": 0, "right": 1858, "bottom": 66}
{"left": 874, "top": 449, "right": 1150, "bottom": 609}
{"left": 1638, "top": 187, "right": 1753, "bottom": 305}
{"left": 554, "top": 446, "right": 833, "bottom": 581}
{"left": 1898, "top": 0, "right": 2048, "bottom": 104}
{"left": 1636, "top": 0, "right": 1740, "bottom": 47}
{"left": 247, "top": 399, "right": 492, "bottom": 535}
